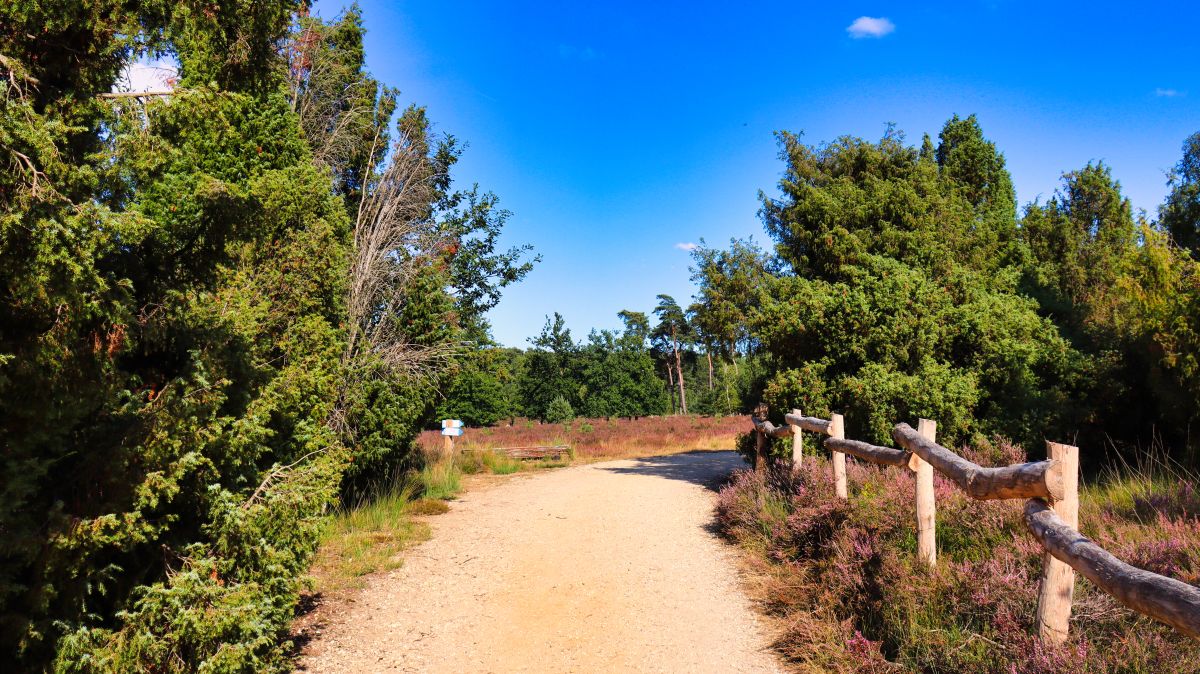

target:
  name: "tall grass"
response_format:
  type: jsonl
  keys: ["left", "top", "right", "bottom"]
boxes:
{"left": 310, "top": 481, "right": 431, "bottom": 594}
{"left": 419, "top": 461, "right": 462, "bottom": 500}
{"left": 715, "top": 436, "right": 1200, "bottom": 672}
{"left": 457, "top": 449, "right": 524, "bottom": 475}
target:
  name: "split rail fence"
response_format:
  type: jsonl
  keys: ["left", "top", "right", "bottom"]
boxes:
{"left": 749, "top": 404, "right": 1200, "bottom": 644}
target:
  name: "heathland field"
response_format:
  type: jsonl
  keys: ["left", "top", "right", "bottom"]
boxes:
{"left": 417, "top": 415, "right": 749, "bottom": 462}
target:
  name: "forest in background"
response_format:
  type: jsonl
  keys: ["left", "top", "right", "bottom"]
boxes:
{"left": 443, "top": 114, "right": 1200, "bottom": 472}
{"left": 1, "top": 3, "right": 533, "bottom": 671}
{"left": 436, "top": 301, "right": 767, "bottom": 427}
{"left": 730, "top": 116, "right": 1200, "bottom": 465}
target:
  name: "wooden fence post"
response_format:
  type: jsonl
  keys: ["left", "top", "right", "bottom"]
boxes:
{"left": 1036, "top": 441, "right": 1080, "bottom": 644}
{"left": 829, "top": 413, "right": 847, "bottom": 499}
{"left": 754, "top": 428, "right": 766, "bottom": 473}
{"left": 911, "top": 418, "right": 937, "bottom": 567}
{"left": 790, "top": 408, "right": 803, "bottom": 469}
{"left": 752, "top": 402, "right": 769, "bottom": 473}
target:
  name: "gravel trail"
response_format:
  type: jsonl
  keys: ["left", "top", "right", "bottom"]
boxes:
{"left": 298, "top": 450, "right": 779, "bottom": 673}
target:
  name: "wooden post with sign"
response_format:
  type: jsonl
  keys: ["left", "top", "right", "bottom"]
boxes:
{"left": 441, "top": 419, "right": 464, "bottom": 460}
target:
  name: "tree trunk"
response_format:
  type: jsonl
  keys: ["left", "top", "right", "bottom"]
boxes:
{"left": 721, "top": 360, "right": 732, "bottom": 413}
{"left": 664, "top": 360, "right": 676, "bottom": 414}
{"left": 706, "top": 350, "right": 714, "bottom": 391}
{"left": 671, "top": 326, "right": 687, "bottom": 415}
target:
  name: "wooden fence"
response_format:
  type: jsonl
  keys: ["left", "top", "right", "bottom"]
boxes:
{"left": 749, "top": 404, "right": 1200, "bottom": 644}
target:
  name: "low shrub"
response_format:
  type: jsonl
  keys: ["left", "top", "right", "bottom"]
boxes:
{"left": 715, "top": 444, "right": 1200, "bottom": 672}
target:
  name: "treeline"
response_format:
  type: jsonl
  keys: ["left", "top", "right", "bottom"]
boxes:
{"left": 1, "top": 3, "right": 531, "bottom": 671}
{"left": 437, "top": 307, "right": 765, "bottom": 425}
{"left": 684, "top": 117, "right": 1200, "bottom": 467}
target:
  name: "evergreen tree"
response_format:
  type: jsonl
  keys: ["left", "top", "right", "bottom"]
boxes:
{"left": 1162, "top": 131, "right": 1200, "bottom": 256}
{"left": 520, "top": 313, "right": 575, "bottom": 421}
{"left": 0, "top": 2, "right": 531, "bottom": 668}
{"left": 653, "top": 295, "right": 691, "bottom": 415}
{"left": 753, "top": 118, "right": 1077, "bottom": 447}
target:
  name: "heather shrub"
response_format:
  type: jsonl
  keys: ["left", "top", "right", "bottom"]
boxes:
{"left": 716, "top": 446, "right": 1200, "bottom": 672}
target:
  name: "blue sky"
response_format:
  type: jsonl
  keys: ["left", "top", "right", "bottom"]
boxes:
{"left": 311, "top": 1, "right": 1198, "bottom": 348}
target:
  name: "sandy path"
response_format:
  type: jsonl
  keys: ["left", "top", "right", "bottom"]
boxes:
{"left": 298, "top": 451, "right": 780, "bottom": 673}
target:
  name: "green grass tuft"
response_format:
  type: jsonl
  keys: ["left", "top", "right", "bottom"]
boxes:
{"left": 419, "top": 461, "right": 462, "bottom": 500}
{"left": 312, "top": 480, "right": 430, "bottom": 593}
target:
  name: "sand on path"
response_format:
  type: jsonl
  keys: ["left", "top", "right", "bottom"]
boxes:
{"left": 298, "top": 451, "right": 780, "bottom": 673}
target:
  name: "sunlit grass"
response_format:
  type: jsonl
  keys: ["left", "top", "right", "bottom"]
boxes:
{"left": 419, "top": 461, "right": 462, "bottom": 500}
{"left": 310, "top": 481, "right": 432, "bottom": 594}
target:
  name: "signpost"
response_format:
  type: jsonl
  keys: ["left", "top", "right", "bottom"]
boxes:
{"left": 441, "top": 419, "right": 463, "bottom": 456}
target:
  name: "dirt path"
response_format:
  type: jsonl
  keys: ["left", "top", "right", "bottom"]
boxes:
{"left": 298, "top": 451, "right": 780, "bottom": 673}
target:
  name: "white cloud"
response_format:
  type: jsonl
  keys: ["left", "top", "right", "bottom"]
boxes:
{"left": 847, "top": 16, "right": 895, "bottom": 39}
{"left": 675, "top": 242, "right": 699, "bottom": 252}
{"left": 1156, "top": 88, "right": 1185, "bottom": 98}
{"left": 115, "top": 57, "right": 179, "bottom": 93}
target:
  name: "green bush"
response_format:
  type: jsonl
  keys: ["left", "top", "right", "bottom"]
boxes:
{"left": 545, "top": 395, "right": 576, "bottom": 424}
{"left": 0, "top": 4, "right": 525, "bottom": 670}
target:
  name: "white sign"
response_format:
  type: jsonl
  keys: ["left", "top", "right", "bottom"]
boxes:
{"left": 441, "top": 419, "right": 463, "bottom": 429}
{"left": 441, "top": 426, "right": 464, "bottom": 437}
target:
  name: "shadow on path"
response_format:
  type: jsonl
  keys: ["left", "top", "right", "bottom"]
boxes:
{"left": 598, "top": 450, "right": 748, "bottom": 492}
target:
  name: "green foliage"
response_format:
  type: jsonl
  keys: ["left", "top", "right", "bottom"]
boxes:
{"left": 436, "top": 347, "right": 522, "bottom": 427}
{"left": 752, "top": 120, "right": 1076, "bottom": 447}
{"left": 1163, "top": 132, "right": 1200, "bottom": 256}
{"left": 698, "top": 116, "right": 1200, "bottom": 462}
{"left": 493, "top": 312, "right": 667, "bottom": 423}
{"left": 688, "top": 239, "right": 772, "bottom": 361}
{"left": 844, "top": 360, "right": 979, "bottom": 445}
{"left": 0, "top": 2, "right": 527, "bottom": 669}
{"left": 544, "top": 395, "right": 576, "bottom": 424}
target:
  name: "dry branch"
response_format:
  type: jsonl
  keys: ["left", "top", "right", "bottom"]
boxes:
{"left": 342, "top": 129, "right": 456, "bottom": 378}
{"left": 784, "top": 413, "right": 831, "bottom": 435}
{"left": 892, "top": 423, "right": 1064, "bottom": 501}
{"left": 1024, "top": 499, "right": 1200, "bottom": 639}
{"left": 824, "top": 437, "right": 909, "bottom": 467}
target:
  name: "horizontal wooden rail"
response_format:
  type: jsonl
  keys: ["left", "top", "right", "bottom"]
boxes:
{"left": 893, "top": 423, "right": 1064, "bottom": 501}
{"left": 824, "top": 437, "right": 909, "bottom": 467}
{"left": 784, "top": 412, "right": 831, "bottom": 435}
{"left": 751, "top": 417, "right": 792, "bottom": 439}
{"left": 1025, "top": 499, "right": 1200, "bottom": 639}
